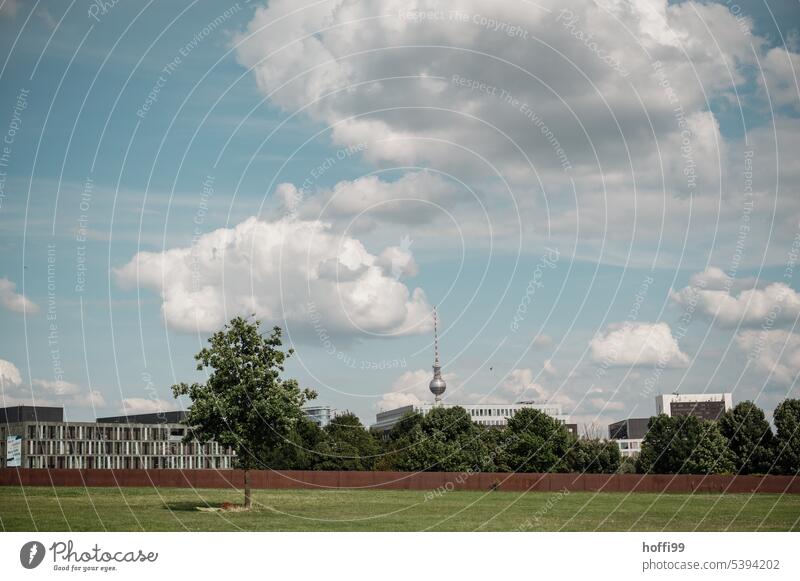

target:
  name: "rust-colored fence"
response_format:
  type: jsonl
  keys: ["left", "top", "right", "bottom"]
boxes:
{"left": 1, "top": 469, "right": 798, "bottom": 494}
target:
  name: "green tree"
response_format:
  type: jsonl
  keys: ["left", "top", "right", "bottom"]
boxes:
{"left": 263, "top": 417, "right": 325, "bottom": 470}
{"left": 719, "top": 401, "right": 776, "bottom": 474}
{"left": 568, "top": 438, "right": 621, "bottom": 474}
{"left": 636, "top": 414, "right": 735, "bottom": 474}
{"left": 171, "top": 316, "right": 316, "bottom": 508}
{"left": 314, "top": 413, "right": 381, "bottom": 471}
{"left": 392, "top": 406, "right": 493, "bottom": 472}
{"left": 373, "top": 411, "right": 423, "bottom": 470}
{"left": 774, "top": 399, "right": 800, "bottom": 475}
{"left": 497, "top": 408, "right": 573, "bottom": 472}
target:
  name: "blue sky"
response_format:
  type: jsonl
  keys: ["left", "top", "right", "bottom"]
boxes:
{"left": 1, "top": 0, "right": 799, "bottom": 429}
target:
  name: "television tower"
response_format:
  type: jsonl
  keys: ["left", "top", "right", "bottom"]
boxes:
{"left": 429, "top": 306, "right": 447, "bottom": 404}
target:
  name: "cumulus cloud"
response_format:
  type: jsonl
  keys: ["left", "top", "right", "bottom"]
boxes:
{"left": 760, "top": 47, "right": 800, "bottom": 110}
{"left": 376, "top": 368, "right": 457, "bottom": 410}
{"left": 736, "top": 329, "right": 800, "bottom": 385}
{"left": 0, "top": 277, "right": 40, "bottom": 314}
{"left": 234, "top": 0, "right": 753, "bottom": 182}
{"left": 686, "top": 266, "right": 759, "bottom": 292}
{"left": 0, "top": 358, "right": 22, "bottom": 386}
{"left": 115, "top": 215, "right": 431, "bottom": 335}
{"left": 230, "top": 0, "right": 800, "bottom": 269}
{"left": 671, "top": 275, "right": 800, "bottom": 328}
{"left": 590, "top": 322, "right": 689, "bottom": 368}
{"left": 495, "top": 367, "right": 574, "bottom": 407}
{"left": 32, "top": 378, "right": 81, "bottom": 396}
{"left": 0, "top": 358, "right": 105, "bottom": 408}
{"left": 289, "top": 171, "right": 460, "bottom": 229}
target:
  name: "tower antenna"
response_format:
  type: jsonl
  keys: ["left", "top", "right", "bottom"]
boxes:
{"left": 429, "top": 306, "right": 447, "bottom": 404}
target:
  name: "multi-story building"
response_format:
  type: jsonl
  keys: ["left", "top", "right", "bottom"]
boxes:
{"left": 608, "top": 417, "right": 651, "bottom": 459}
{"left": 655, "top": 393, "right": 733, "bottom": 420}
{"left": 303, "top": 405, "right": 336, "bottom": 428}
{"left": 1, "top": 406, "right": 235, "bottom": 470}
{"left": 372, "top": 402, "right": 570, "bottom": 434}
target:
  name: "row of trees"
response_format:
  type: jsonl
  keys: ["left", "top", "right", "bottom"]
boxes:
{"left": 263, "top": 399, "right": 800, "bottom": 478}
{"left": 264, "top": 406, "right": 623, "bottom": 474}
{"left": 174, "top": 317, "right": 800, "bottom": 507}
{"left": 636, "top": 400, "right": 800, "bottom": 476}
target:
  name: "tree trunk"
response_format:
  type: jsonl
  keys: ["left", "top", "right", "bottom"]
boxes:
{"left": 244, "top": 469, "right": 252, "bottom": 509}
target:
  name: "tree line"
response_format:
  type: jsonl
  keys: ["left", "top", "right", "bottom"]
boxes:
{"left": 260, "top": 399, "right": 800, "bottom": 477}
{"left": 174, "top": 317, "right": 800, "bottom": 506}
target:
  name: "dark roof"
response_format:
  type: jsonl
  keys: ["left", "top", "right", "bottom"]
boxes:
{"left": 608, "top": 417, "right": 651, "bottom": 440}
{"left": 96, "top": 410, "right": 187, "bottom": 424}
{"left": 0, "top": 406, "right": 64, "bottom": 424}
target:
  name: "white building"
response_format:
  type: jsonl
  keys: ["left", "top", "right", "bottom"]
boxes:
{"left": 615, "top": 439, "right": 643, "bottom": 458}
{"left": 372, "top": 401, "right": 568, "bottom": 433}
{"left": 303, "top": 405, "right": 335, "bottom": 428}
{"left": 655, "top": 393, "right": 733, "bottom": 420}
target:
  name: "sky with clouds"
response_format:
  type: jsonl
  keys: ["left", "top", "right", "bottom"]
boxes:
{"left": 0, "top": 0, "right": 798, "bottom": 430}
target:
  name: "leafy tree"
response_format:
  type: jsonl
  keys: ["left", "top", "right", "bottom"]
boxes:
{"left": 172, "top": 316, "right": 316, "bottom": 508}
{"left": 616, "top": 456, "right": 637, "bottom": 474}
{"left": 373, "top": 411, "right": 423, "bottom": 470}
{"left": 313, "top": 413, "right": 381, "bottom": 471}
{"left": 636, "top": 414, "right": 735, "bottom": 474}
{"left": 568, "top": 438, "right": 621, "bottom": 474}
{"left": 263, "top": 417, "right": 325, "bottom": 470}
{"left": 719, "top": 401, "right": 776, "bottom": 474}
{"left": 392, "top": 406, "right": 493, "bottom": 472}
{"left": 774, "top": 399, "right": 800, "bottom": 475}
{"left": 496, "top": 408, "right": 573, "bottom": 472}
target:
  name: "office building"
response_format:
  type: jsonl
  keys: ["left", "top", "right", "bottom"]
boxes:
{"left": 608, "top": 418, "right": 650, "bottom": 440}
{"left": 372, "top": 401, "right": 570, "bottom": 434}
{"left": 655, "top": 393, "right": 733, "bottom": 420}
{"left": 1, "top": 406, "right": 235, "bottom": 470}
{"left": 608, "top": 417, "right": 651, "bottom": 459}
{"left": 303, "top": 405, "right": 336, "bottom": 428}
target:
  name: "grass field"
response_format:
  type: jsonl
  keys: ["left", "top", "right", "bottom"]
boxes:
{"left": 0, "top": 486, "right": 798, "bottom": 531}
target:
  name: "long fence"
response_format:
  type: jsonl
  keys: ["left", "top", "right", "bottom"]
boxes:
{"left": 1, "top": 469, "right": 799, "bottom": 493}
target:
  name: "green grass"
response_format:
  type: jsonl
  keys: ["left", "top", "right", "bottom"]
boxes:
{"left": 0, "top": 486, "right": 798, "bottom": 531}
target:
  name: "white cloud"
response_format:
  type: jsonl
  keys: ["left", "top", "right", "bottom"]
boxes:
{"left": 532, "top": 334, "right": 553, "bottom": 348}
{"left": 671, "top": 278, "right": 800, "bottom": 328}
{"left": 687, "top": 266, "right": 758, "bottom": 292}
{"left": 32, "top": 378, "right": 81, "bottom": 396}
{"left": 0, "top": 359, "right": 105, "bottom": 409}
{"left": 0, "top": 277, "right": 40, "bottom": 314}
{"left": 497, "top": 367, "right": 574, "bottom": 407}
{"left": 116, "top": 215, "right": 431, "bottom": 336}
{"left": 0, "top": 358, "right": 22, "bottom": 386}
{"left": 590, "top": 322, "right": 689, "bottom": 368}
{"left": 543, "top": 359, "right": 557, "bottom": 376}
{"left": 736, "top": 329, "right": 800, "bottom": 385}
{"left": 376, "top": 368, "right": 457, "bottom": 410}
{"left": 760, "top": 47, "right": 800, "bottom": 110}
{"left": 291, "top": 171, "right": 459, "bottom": 228}
{"left": 231, "top": 0, "right": 799, "bottom": 270}
{"left": 120, "top": 398, "right": 176, "bottom": 414}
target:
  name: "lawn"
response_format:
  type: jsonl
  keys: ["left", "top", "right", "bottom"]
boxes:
{"left": 0, "top": 486, "right": 798, "bottom": 531}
